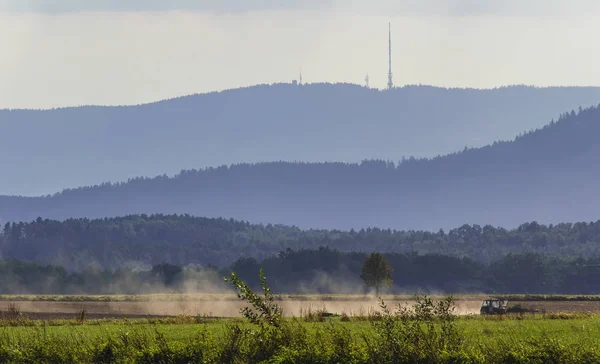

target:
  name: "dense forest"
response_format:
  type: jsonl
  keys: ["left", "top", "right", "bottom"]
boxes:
{"left": 2, "top": 248, "right": 600, "bottom": 294}
{"left": 2, "top": 214, "right": 600, "bottom": 269}
{"left": 2, "top": 105, "right": 600, "bottom": 229}
{"left": 2, "top": 83, "right": 600, "bottom": 196}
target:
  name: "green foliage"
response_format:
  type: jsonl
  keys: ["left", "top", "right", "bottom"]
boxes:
{"left": 367, "top": 294, "right": 463, "bottom": 363}
{"left": 6, "top": 214, "right": 600, "bottom": 272}
{"left": 300, "top": 305, "right": 337, "bottom": 322}
{"left": 5, "top": 214, "right": 600, "bottom": 296}
{"left": 222, "top": 270, "right": 314, "bottom": 363}
{"left": 0, "top": 315, "right": 598, "bottom": 362}
{"left": 7, "top": 248, "right": 600, "bottom": 294}
{"left": 225, "top": 269, "right": 282, "bottom": 327}
{"left": 361, "top": 252, "right": 393, "bottom": 294}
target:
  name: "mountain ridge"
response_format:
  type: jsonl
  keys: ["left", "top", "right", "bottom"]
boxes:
{"left": 3, "top": 83, "right": 600, "bottom": 195}
{"left": 5, "top": 83, "right": 596, "bottom": 111}
{"left": 1, "top": 105, "right": 600, "bottom": 230}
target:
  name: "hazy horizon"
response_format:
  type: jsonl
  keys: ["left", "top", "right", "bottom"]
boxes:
{"left": 2, "top": 83, "right": 597, "bottom": 111}
{"left": 1, "top": 1, "right": 600, "bottom": 108}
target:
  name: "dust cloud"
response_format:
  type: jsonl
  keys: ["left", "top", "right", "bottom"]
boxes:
{"left": 5, "top": 298, "right": 484, "bottom": 318}
{"left": 295, "top": 270, "right": 365, "bottom": 295}
{"left": 0, "top": 266, "right": 485, "bottom": 317}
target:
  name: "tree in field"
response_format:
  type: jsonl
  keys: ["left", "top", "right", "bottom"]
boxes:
{"left": 361, "top": 252, "right": 393, "bottom": 295}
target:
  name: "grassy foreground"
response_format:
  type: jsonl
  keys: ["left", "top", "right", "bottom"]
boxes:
{"left": 0, "top": 314, "right": 598, "bottom": 363}
{"left": 1, "top": 269, "right": 599, "bottom": 363}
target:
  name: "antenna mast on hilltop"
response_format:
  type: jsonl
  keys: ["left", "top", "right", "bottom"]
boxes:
{"left": 299, "top": 67, "right": 303, "bottom": 85}
{"left": 387, "top": 22, "right": 394, "bottom": 90}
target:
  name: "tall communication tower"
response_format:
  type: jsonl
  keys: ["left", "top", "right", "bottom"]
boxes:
{"left": 387, "top": 22, "right": 394, "bottom": 90}
{"left": 299, "top": 67, "right": 303, "bottom": 85}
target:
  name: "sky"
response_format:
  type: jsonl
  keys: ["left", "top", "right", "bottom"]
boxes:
{"left": 0, "top": 0, "right": 599, "bottom": 108}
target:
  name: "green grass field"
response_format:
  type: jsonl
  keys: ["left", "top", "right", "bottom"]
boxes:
{"left": 0, "top": 314, "right": 598, "bottom": 363}
{"left": 1, "top": 287, "right": 599, "bottom": 363}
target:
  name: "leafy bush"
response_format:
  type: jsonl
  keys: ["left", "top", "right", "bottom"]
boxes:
{"left": 225, "top": 269, "right": 282, "bottom": 327}
{"left": 367, "top": 294, "right": 464, "bottom": 363}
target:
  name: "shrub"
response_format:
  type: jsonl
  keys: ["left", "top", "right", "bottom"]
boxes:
{"left": 367, "top": 294, "right": 464, "bottom": 363}
{"left": 225, "top": 269, "right": 282, "bottom": 327}
{"left": 5, "top": 303, "right": 21, "bottom": 320}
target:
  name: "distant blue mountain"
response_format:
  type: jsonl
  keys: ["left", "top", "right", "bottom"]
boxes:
{"left": 1, "top": 105, "right": 600, "bottom": 231}
{"left": 2, "top": 83, "right": 600, "bottom": 196}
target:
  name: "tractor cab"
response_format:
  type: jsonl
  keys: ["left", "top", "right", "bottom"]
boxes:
{"left": 480, "top": 299, "right": 508, "bottom": 315}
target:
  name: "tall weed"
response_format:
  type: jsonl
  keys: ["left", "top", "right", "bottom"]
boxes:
{"left": 367, "top": 294, "right": 464, "bottom": 363}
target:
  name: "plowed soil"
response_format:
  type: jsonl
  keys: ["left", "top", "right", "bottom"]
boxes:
{"left": 1, "top": 298, "right": 595, "bottom": 319}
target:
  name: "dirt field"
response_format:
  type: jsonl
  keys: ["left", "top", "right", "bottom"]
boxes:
{"left": 508, "top": 300, "right": 600, "bottom": 314}
{"left": 1, "top": 297, "right": 597, "bottom": 319}
{"left": 0, "top": 299, "right": 476, "bottom": 319}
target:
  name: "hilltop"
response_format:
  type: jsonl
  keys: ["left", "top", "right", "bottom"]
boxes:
{"left": 1, "top": 105, "right": 600, "bottom": 230}
{"left": 2, "top": 83, "right": 600, "bottom": 195}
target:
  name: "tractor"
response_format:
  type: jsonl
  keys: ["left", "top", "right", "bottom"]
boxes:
{"left": 480, "top": 299, "right": 508, "bottom": 315}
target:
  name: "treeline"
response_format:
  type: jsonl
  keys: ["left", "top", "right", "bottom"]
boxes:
{"left": 4, "top": 214, "right": 600, "bottom": 268}
{"left": 233, "top": 248, "right": 600, "bottom": 294}
{"left": 2, "top": 248, "right": 600, "bottom": 294}
{"left": 3, "top": 215, "right": 600, "bottom": 268}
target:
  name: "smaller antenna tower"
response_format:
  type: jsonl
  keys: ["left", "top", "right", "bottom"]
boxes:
{"left": 365, "top": 74, "right": 370, "bottom": 88}
{"left": 299, "top": 68, "right": 303, "bottom": 85}
{"left": 387, "top": 22, "right": 394, "bottom": 90}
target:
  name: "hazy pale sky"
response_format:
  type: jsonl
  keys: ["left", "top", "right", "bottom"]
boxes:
{"left": 1, "top": 0, "right": 599, "bottom": 108}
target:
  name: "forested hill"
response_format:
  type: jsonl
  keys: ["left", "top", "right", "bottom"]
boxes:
{"left": 2, "top": 83, "right": 600, "bottom": 196}
{"left": 2, "top": 214, "right": 600, "bottom": 270}
{"left": 2, "top": 105, "right": 600, "bottom": 230}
